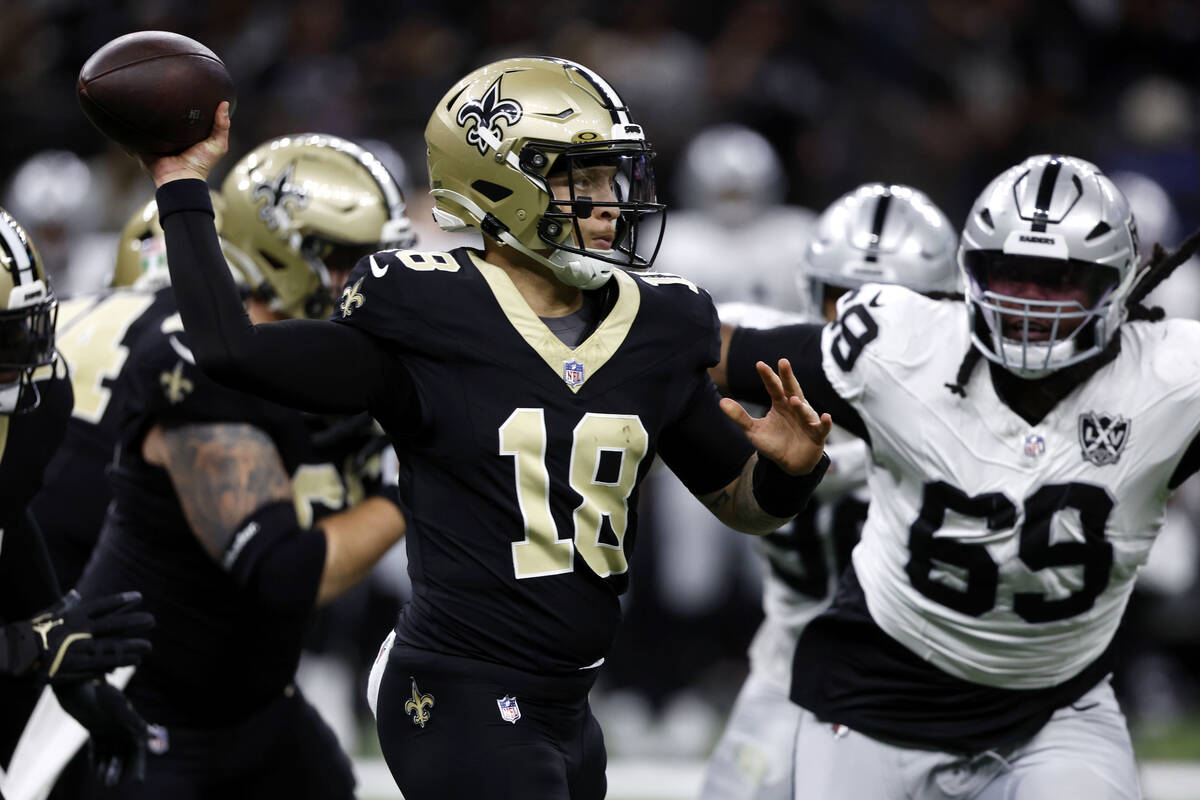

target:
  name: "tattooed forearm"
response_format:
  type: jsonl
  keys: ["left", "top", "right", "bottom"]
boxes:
{"left": 160, "top": 423, "right": 292, "bottom": 559}
{"left": 696, "top": 454, "right": 793, "bottom": 535}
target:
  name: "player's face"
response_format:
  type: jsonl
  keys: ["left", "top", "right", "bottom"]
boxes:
{"left": 548, "top": 165, "right": 621, "bottom": 251}
{"left": 987, "top": 275, "right": 1094, "bottom": 339}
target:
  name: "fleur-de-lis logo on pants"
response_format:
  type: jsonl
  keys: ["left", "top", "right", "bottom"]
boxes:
{"left": 339, "top": 278, "right": 365, "bottom": 318}
{"left": 456, "top": 76, "right": 523, "bottom": 155}
{"left": 405, "top": 677, "right": 435, "bottom": 728}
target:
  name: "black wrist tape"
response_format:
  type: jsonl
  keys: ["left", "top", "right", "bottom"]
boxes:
{"left": 751, "top": 452, "right": 831, "bottom": 519}
{"left": 224, "top": 500, "right": 327, "bottom": 616}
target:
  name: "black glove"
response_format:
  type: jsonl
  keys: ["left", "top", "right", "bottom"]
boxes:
{"left": 0, "top": 590, "right": 154, "bottom": 683}
{"left": 54, "top": 679, "right": 161, "bottom": 787}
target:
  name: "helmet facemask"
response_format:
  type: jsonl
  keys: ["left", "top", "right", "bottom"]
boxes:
{"left": 0, "top": 296, "right": 56, "bottom": 413}
{"left": 535, "top": 144, "right": 664, "bottom": 274}
{"left": 963, "top": 251, "right": 1129, "bottom": 378}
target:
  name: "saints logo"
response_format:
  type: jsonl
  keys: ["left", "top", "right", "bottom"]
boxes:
{"left": 339, "top": 278, "right": 365, "bottom": 318}
{"left": 159, "top": 360, "right": 194, "bottom": 405}
{"left": 405, "top": 677, "right": 435, "bottom": 728}
{"left": 253, "top": 161, "right": 310, "bottom": 233}
{"left": 456, "top": 76, "right": 523, "bottom": 155}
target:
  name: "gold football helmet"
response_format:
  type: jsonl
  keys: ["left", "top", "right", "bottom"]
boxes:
{"left": 112, "top": 191, "right": 227, "bottom": 289}
{"left": 0, "top": 206, "right": 56, "bottom": 413}
{"left": 220, "top": 134, "right": 415, "bottom": 319}
{"left": 426, "top": 56, "right": 665, "bottom": 289}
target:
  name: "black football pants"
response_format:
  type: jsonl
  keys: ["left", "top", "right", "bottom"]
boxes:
{"left": 376, "top": 643, "right": 606, "bottom": 800}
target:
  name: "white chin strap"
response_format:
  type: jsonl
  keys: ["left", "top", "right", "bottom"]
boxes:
{"left": 431, "top": 189, "right": 614, "bottom": 290}
{"left": 0, "top": 381, "right": 20, "bottom": 413}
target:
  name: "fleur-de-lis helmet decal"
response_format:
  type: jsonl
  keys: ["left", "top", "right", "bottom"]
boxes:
{"left": 456, "top": 76, "right": 523, "bottom": 156}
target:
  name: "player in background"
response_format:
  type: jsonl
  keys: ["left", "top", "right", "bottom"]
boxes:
{"left": 129, "top": 56, "right": 831, "bottom": 800}
{"left": 0, "top": 205, "right": 156, "bottom": 790}
{"left": 701, "top": 183, "right": 960, "bottom": 800}
{"left": 719, "top": 154, "right": 1200, "bottom": 798}
{"left": 56, "top": 134, "right": 412, "bottom": 799}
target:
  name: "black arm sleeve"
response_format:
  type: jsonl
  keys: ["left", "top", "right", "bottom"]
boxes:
{"left": 727, "top": 323, "right": 870, "bottom": 443}
{"left": 0, "top": 512, "right": 62, "bottom": 624}
{"left": 657, "top": 377, "right": 755, "bottom": 495}
{"left": 157, "top": 179, "right": 411, "bottom": 416}
{"left": 1169, "top": 430, "right": 1200, "bottom": 489}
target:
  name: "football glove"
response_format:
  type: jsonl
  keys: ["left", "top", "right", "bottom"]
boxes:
{"left": 53, "top": 678, "right": 160, "bottom": 786}
{"left": 0, "top": 590, "right": 154, "bottom": 684}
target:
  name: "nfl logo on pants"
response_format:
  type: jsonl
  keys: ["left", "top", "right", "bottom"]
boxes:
{"left": 497, "top": 695, "right": 521, "bottom": 724}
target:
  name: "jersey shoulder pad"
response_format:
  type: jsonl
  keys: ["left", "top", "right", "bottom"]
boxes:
{"left": 628, "top": 269, "right": 722, "bottom": 363}
{"left": 629, "top": 269, "right": 715, "bottom": 325}
{"left": 820, "top": 283, "right": 963, "bottom": 398}
{"left": 330, "top": 247, "right": 468, "bottom": 342}
{"left": 1128, "top": 317, "right": 1200, "bottom": 373}
{"left": 124, "top": 313, "right": 277, "bottom": 428}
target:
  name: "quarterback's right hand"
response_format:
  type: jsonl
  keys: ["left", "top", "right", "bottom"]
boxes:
{"left": 0, "top": 590, "right": 154, "bottom": 684}
{"left": 142, "top": 100, "right": 231, "bottom": 187}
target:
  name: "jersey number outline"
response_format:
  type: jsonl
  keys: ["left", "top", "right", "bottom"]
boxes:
{"left": 500, "top": 409, "right": 649, "bottom": 580}
{"left": 55, "top": 293, "right": 156, "bottom": 424}
{"left": 830, "top": 295, "right": 879, "bottom": 372}
{"left": 906, "top": 480, "right": 1115, "bottom": 622}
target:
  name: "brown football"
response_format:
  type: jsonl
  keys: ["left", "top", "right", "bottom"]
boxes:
{"left": 77, "top": 30, "right": 236, "bottom": 155}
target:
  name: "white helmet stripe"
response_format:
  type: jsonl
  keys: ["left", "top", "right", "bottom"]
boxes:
{"left": 0, "top": 215, "right": 33, "bottom": 285}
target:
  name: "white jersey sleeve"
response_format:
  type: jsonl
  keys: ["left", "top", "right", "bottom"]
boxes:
{"left": 820, "top": 283, "right": 1200, "bottom": 689}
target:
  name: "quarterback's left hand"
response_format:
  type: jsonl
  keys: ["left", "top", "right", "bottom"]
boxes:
{"left": 720, "top": 359, "right": 832, "bottom": 476}
{"left": 54, "top": 679, "right": 157, "bottom": 787}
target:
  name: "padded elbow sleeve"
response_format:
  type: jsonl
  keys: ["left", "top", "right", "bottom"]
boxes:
{"left": 222, "top": 501, "right": 327, "bottom": 616}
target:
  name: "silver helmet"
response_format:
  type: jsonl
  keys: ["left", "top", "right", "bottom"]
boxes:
{"left": 675, "top": 124, "right": 785, "bottom": 227}
{"left": 959, "top": 155, "right": 1140, "bottom": 378}
{"left": 800, "top": 183, "right": 958, "bottom": 314}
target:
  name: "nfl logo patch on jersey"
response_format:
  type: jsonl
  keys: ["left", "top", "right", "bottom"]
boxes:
{"left": 1024, "top": 434, "right": 1045, "bottom": 458}
{"left": 563, "top": 359, "right": 585, "bottom": 387}
{"left": 1078, "top": 411, "right": 1130, "bottom": 466}
{"left": 497, "top": 695, "right": 521, "bottom": 724}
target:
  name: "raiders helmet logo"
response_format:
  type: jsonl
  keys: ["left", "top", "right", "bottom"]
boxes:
{"left": 1078, "top": 411, "right": 1130, "bottom": 466}
{"left": 456, "top": 76, "right": 523, "bottom": 156}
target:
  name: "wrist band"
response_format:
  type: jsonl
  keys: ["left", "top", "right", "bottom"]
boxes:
{"left": 752, "top": 452, "right": 831, "bottom": 518}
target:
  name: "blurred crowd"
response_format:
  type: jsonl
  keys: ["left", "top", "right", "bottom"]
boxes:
{"left": 3, "top": 0, "right": 1200, "bottom": 760}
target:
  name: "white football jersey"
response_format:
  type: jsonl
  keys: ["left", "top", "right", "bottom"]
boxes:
{"left": 822, "top": 283, "right": 1200, "bottom": 690}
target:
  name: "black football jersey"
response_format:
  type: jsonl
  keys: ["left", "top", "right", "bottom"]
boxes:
{"left": 0, "top": 362, "right": 72, "bottom": 622}
{"left": 0, "top": 362, "right": 71, "bottom": 530}
{"left": 29, "top": 287, "right": 178, "bottom": 587}
{"left": 332, "top": 247, "right": 753, "bottom": 674}
{"left": 75, "top": 293, "right": 323, "bottom": 727}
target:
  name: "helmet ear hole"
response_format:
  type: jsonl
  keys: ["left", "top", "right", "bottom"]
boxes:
{"left": 471, "top": 180, "right": 513, "bottom": 203}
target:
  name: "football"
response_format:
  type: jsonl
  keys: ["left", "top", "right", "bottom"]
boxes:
{"left": 77, "top": 31, "right": 236, "bottom": 155}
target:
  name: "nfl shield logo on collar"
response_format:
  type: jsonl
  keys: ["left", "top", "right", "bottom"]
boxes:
{"left": 563, "top": 359, "right": 585, "bottom": 388}
{"left": 1024, "top": 434, "right": 1045, "bottom": 458}
{"left": 497, "top": 695, "right": 521, "bottom": 724}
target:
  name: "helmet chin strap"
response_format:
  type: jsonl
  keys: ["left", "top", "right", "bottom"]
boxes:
{"left": 431, "top": 188, "right": 613, "bottom": 290}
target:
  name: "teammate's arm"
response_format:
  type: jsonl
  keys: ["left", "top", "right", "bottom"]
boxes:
{"left": 144, "top": 103, "right": 415, "bottom": 417}
{"left": 145, "top": 421, "right": 405, "bottom": 613}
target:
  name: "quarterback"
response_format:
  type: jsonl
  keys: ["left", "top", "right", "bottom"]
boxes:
{"left": 126, "top": 57, "right": 831, "bottom": 800}
{"left": 721, "top": 154, "right": 1196, "bottom": 798}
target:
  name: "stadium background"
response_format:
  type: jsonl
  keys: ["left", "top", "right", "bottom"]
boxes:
{"left": 2, "top": 1, "right": 1199, "bottom": 797}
